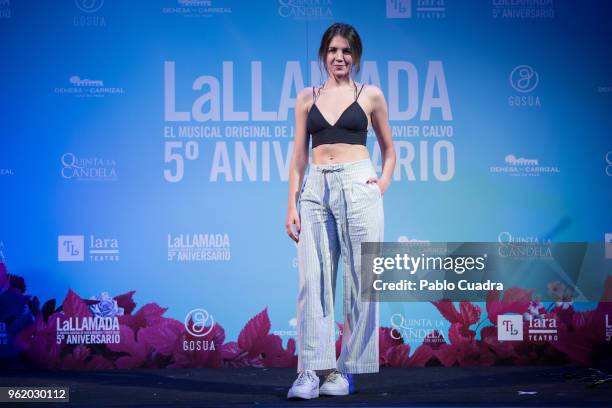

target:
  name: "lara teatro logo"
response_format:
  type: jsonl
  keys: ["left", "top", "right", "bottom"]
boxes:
{"left": 527, "top": 317, "right": 558, "bottom": 341}
{"left": 58, "top": 235, "right": 120, "bottom": 262}
{"left": 386, "top": 0, "right": 446, "bottom": 19}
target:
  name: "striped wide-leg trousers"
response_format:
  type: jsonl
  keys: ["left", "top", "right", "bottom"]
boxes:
{"left": 295, "top": 158, "right": 384, "bottom": 374}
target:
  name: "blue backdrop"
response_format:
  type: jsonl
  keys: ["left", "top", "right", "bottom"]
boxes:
{"left": 0, "top": 0, "right": 611, "bottom": 365}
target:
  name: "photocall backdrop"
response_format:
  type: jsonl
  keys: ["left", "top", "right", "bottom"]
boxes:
{"left": 0, "top": 0, "right": 611, "bottom": 369}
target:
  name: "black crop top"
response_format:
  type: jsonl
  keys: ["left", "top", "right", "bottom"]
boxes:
{"left": 306, "top": 83, "right": 368, "bottom": 148}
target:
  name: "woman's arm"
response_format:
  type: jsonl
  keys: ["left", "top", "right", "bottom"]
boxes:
{"left": 369, "top": 85, "right": 396, "bottom": 194}
{"left": 285, "top": 87, "right": 311, "bottom": 241}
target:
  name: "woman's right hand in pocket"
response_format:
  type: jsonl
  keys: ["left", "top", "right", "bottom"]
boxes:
{"left": 285, "top": 207, "right": 300, "bottom": 242}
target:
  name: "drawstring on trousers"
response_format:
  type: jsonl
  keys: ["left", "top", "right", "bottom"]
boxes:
{"left": 317, "top": 167, "right": 350, "bottom": 306}
{"left": 317, "top": 167, "right": 348, "bottom": 228}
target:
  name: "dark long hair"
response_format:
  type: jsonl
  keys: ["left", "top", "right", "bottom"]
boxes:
{"left": 317, "top": 23, "right": 363, "bottom": 79}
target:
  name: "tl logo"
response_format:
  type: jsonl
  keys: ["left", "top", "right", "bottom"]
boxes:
{"left": 497, "top": 314, "right": 523, "bottom": 341}
{"left": 386, "top": 0, "right": 412, "bottom": 19}
{"left": 58, "top": 235, "right": 84, "bottom": 262}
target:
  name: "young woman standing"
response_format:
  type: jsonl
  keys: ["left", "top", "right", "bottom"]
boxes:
{"left": 285, "top": 22, "right": 396, "bottom": 400}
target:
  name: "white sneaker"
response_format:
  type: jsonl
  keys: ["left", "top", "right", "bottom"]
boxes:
{"left": 319, "top": 370, "right": 355, "bottom": 396}
{"left": 287, "top": 370, "right": 319, "bottom": 400}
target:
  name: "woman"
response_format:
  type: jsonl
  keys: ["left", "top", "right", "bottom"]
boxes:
{"left": 285, "top": 22, "right": 396, "bottom": 400}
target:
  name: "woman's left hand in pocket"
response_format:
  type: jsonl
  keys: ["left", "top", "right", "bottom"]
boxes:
{"left": 366, "top": 176, "right": 388, "bottom": 195}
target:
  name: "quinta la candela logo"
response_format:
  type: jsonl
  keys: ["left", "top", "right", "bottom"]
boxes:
{"left": 60, "top": 153, "right": 118, "bottom": 181}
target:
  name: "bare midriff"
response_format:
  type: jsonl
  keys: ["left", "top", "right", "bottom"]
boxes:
{"left": 312, "top": 144, "right": 370, "bottom": 165}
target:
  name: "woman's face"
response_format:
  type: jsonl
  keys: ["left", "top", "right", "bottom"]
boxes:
{"left": 325, "top": 35, "right": 353, "bottom": 79}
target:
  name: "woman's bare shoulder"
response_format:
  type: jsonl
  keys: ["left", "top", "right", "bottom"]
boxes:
{"left": 360, "top": 83, "right": 384, "bottom": 100}
{"left": 296, "top": 86, "right": 317, "bottom": 109}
